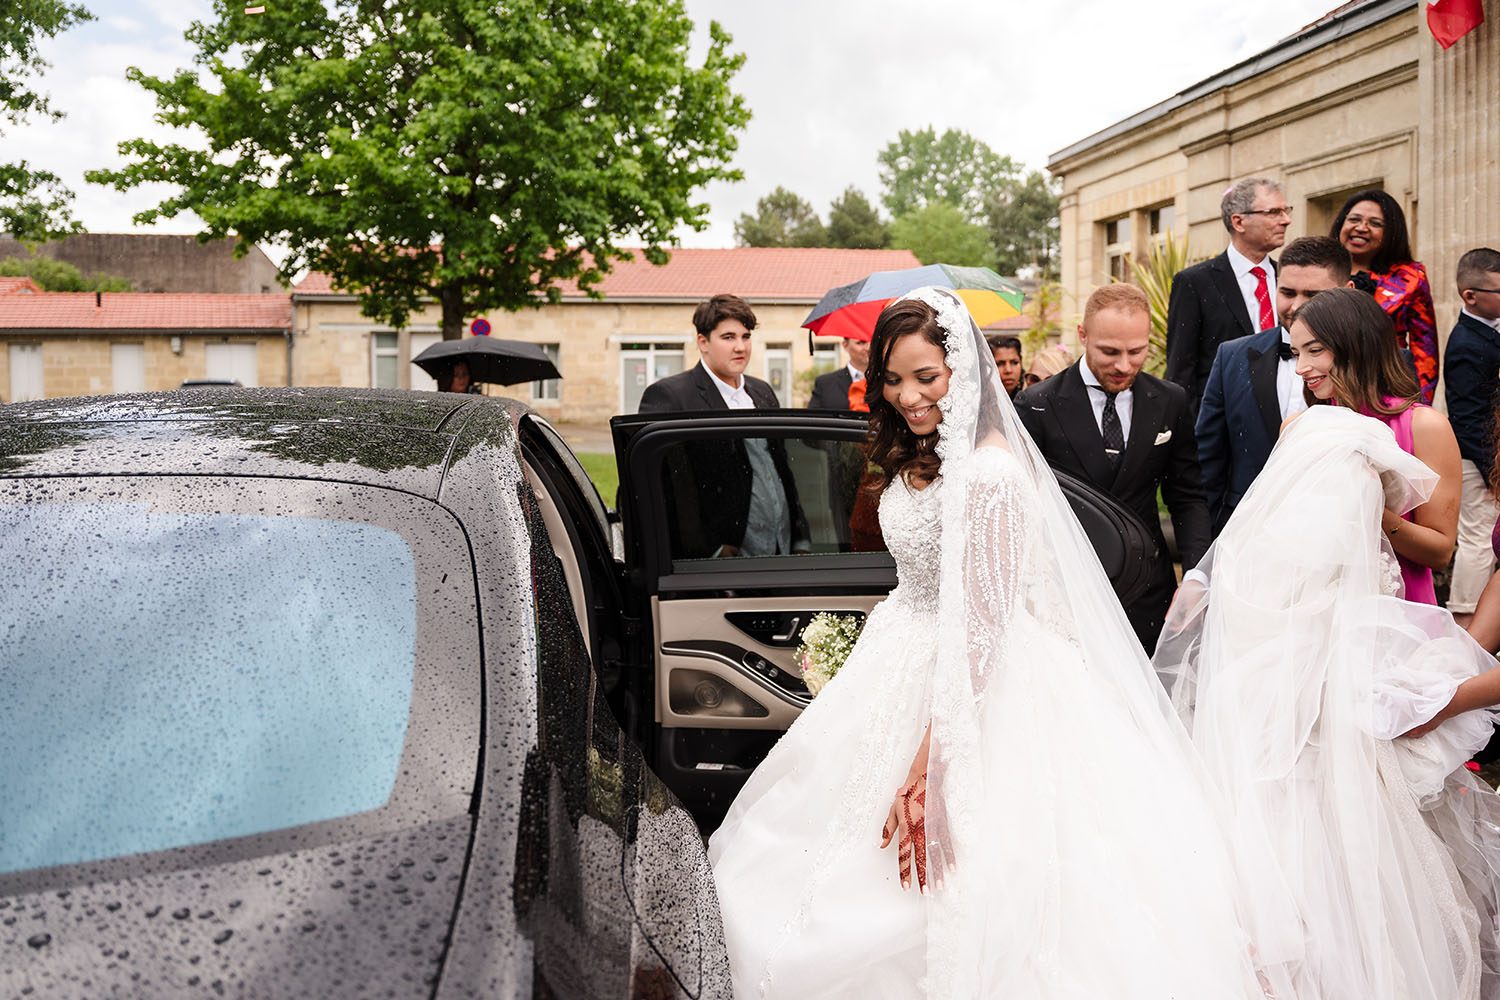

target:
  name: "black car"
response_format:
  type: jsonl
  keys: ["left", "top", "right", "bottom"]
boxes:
{"left": 0, "top": 389, "right": 729, "bottom": 999}
{"left": 0, "top": 387, "right": 1155, "bottom": 997}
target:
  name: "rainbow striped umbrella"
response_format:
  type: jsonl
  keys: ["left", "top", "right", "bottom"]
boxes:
{"left": 802, "top": 264, "right": 1024, "bottom": 342}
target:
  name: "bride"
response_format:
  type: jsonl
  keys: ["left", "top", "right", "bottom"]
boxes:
{"left": 708, "top": 287, "right": 1268, "bottom": 998}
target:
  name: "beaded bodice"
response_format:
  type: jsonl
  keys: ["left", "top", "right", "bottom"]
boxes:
{"left": 877, "top": 475, "right": 943, "bottom": 607}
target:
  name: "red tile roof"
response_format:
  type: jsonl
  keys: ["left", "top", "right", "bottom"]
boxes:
{"left": 0, "top": 277, "right": 42, "bottom": 295}
{"left": 294, "top": 247, "right": 926, "bottom": 301}
{"left": 0, "top": 292, "right": 291, "bottom": 331}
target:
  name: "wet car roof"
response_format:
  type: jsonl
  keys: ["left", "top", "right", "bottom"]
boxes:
{"left": 0, "top": 387, "right": 528, "bottom": 498}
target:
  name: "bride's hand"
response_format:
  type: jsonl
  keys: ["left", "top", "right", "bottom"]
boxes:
{"left": 880, "top": 770, "right": 928, "bottom": 891}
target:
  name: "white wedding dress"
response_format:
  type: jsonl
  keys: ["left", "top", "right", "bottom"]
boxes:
{"left": 1155, "top": 406, "right": 1500, "bottom": 1000}
{"left": 709, "top": 288, "right": 1268, "bottom": 999}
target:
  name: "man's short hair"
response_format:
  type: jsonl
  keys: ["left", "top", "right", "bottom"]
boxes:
{"left": 1457, "top": 248, "right": 1500, "bottom": 292}
{"left": 1083, "top": 283, "right": 1150, "bottom": 325}
{"left": 986, "top": 334, "right": 1022, "bottom": 355}
{"left": 1277, "top": 236, "right": 1352, "bottom": 280}
{"left": 692, "top": 294, "right": 757, "bottom": 338}
{"left": 1221, "top": 177, "right": 1282, "bottom": 232}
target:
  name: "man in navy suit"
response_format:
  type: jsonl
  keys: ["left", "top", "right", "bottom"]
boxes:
{"left": 807, "top": 336, "right": 870, "bottom": 410}
{"left": 1443, "top": 247, "right": 1500, "bottom": 623}
{"left": 1196, "top": 236, "right": 1352, "bottom": 534}
{"left": 1165, "top": 177, "right": 1290, "bottom": 418}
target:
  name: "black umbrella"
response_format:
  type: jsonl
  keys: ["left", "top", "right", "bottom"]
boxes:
{"left": 411, "top": 337, "right": 561, "bottom": 386}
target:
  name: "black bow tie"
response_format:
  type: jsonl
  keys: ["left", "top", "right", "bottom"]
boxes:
{"left": 1276, "top": 340, "right": 1293, "bottom": 361}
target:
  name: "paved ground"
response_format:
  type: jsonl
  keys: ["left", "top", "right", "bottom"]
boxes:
{"left": 551, "top": 421, "right": 613, "bottom": 454}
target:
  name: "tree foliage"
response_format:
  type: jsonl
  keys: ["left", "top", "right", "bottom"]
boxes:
{"left": 877, "top": 127, "right": 1020, "bottom": 225}
{"left": 987, "top": 169, "right": 1060, "bottom": 279}
{"left": 734, "top": 186, "right": 826, "bottom": 247}
{"left": 889, "top": 203, "right": 993, "bottom": 268}
{"left": 825, "top": 186, "right": 889, "bottom": 249}
{"left": 1, "top": 0, "right": 93, "bottom": 239}
{"left": 88, "top": 0, "right": 749, "bottom": 338}
{"left": 0, "top": 253, "right": 132, "bottom": 291}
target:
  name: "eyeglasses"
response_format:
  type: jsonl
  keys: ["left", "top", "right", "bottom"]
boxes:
{"left": 1343, "top": 213, "right": 1385, "bottom": 230}
{"left": 1467, "top": 287, "right": 1500, "bottom": 295}
{"left": 1241, "top": 206, "right": 1293, "bottom": 219}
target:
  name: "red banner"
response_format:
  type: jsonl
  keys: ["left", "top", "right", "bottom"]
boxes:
{"left": 1428, "top": 0, "right": 1485, "bottom": 49}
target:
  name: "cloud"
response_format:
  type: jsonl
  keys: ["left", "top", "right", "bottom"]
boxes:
{"left": 9, "top": 0, "right": 1341, "bottom": 250}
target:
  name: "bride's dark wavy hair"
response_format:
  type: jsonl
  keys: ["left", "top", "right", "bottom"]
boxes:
{"left": 863, "top": 298, "right": 948, "bottom": 493}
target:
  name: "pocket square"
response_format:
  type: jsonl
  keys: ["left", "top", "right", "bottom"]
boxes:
{"left": 1154, "top": 430, "right": 1172, "bottom": 446}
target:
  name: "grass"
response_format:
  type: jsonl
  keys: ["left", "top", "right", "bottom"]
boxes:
{"left": 576, "top": 451, "right": 619, "bottom": 506}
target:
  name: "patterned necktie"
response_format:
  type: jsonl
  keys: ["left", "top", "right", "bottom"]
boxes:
{"left": 1249, "top": 265, "right": 1275, "bottom": 331}
{"left": 1101, "top": 391, "right": 1124, "bottom": 470}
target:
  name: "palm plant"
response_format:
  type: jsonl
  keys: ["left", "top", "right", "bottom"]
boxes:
{"left": 1118, "top": 231, "right": 1191, "bottom": 377}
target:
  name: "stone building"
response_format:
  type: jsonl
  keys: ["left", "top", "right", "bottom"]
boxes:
{"left": 291, "top": 246, "right": 922, "bottom": 423}
{"left": 0, "top": 233, "right": 283, "bottom": 294}
{"left": 0, "top": 291, "right": 291, "bottom": 402}
{"left": 1047, "top": 0, "right": 1498, "bottom": 364}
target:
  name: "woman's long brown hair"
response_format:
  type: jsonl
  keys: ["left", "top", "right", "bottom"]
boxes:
{"left": 863, "top": 298, "right": 948, "bottom": 493}
{"left": 1294, "top": 287, "right": 1420, "bottom": 416}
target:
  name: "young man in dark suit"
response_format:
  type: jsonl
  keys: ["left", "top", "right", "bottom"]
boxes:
{"left": 1196, "top": 236, "right": 1352, "bottom": 533}
{"left": 1165, "top": 177, "right": 1290, "bottom": 417}
{"left": 1443, "top": 247, "right": 1500, "bottom": 624}
{"left": 638, "top": 293, "right": 809, "bottom": 558}
{"left": 1015, "top": 283, "right": 1211, "bottom": 653}
{"left": 808, "top": 336, "right": 870, "bottom": 410}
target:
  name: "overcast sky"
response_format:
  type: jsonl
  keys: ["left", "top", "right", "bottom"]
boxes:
{"left": 9, "top": 0, "right": 1339, "bottom": 252}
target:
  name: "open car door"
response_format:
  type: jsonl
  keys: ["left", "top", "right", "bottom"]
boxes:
{"left": 612, "top": 409, "right": 1159, "bottom": 833}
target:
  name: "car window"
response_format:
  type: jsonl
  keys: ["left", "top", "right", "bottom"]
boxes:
{"left": 0, "top": 478, "right": 480, "bottom": 877}
{"left": 656, "top": 431, "right": 886, "bottom": 565}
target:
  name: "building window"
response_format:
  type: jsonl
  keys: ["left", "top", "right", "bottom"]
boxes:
{"left": 408, "top": 332, "right": 440, "bottom": 391}
{"left": 811, "top": 339, "right": 841, "bottom": 375}
{"left": 531, "top": 343, "right": 561, "bottom": 403}
{"left": 1103, "top": 216, "right": 1132, "bottom": 281}
{"left": 620, "top": 342, "right": 686, "bottom": 414}
{"left": 1149, "top": 204, "right": 1175, "bottom": 246}
{"left": 205, "top": 342, "right": 260, "bottom": 387}
{"left": 763, "top": 345, "right": 792, "bottom": 407}
{"left": 370, "top": 332, "right": 398, "bottom": 389}
{"left": 111, "top": 343, "right": 145, "bottom": 393}
{"left": 8, "top": 343, "right": 43, "bottom": 402}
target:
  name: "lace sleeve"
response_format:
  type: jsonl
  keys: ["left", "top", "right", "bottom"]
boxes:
{"left": 961, "top": 453, "right": 1028, "bottom": 693}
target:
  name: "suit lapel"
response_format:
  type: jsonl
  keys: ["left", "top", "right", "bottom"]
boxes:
{"left": 1247, "top": 336, "right": 1283, "bottom": 443}
{"left": 1112, "top": 377, "right": 1159, "bottom": 493}
{"left": 690, "top": 364, "right": 729, "bottom": 410}
{"left": 1053, "top": 366, "right": 1115, "bottom": 488}
{"left": 1208, "top": 253, "right": 1255, "bottom": 339}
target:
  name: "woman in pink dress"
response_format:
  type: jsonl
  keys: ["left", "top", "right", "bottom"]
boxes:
{"left": 1288, "top": 287, "right": 1460, "bottom": 604}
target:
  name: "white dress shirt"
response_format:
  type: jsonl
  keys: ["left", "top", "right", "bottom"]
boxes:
{"left": 1078, "top": 360, "right": 1134, "bottom": 443}
{"left": 1277, "top": 327, "right": 1309, "bottom": 420}
{"left": 1226, "top": 242, "right": 1278, "bottom": 333}
{"left": 847, "top": 363, "right": 865, "bottom": 383}
{"left": 700, "top": 361, "right": 792, "bottom": 556}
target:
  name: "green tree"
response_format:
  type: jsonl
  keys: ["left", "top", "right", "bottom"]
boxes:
{"left": 1, "top": 1, "right": 93, "bottom": 239}
{"left": 825, "top": 186, "right": 889, "bottom": 249}
{"left": 88, "top": 0, "right": 749, "bottom": 339}
{"left": 889, "top": 203, "right": 993, "bottom": 268}
{"left": 877, "top": 127, "right": 1020, "bottom": 224}
{"left": 0, "top": 253, "right": 133, "bottom": 291}
{"left": 987, "top": 169, "right": 1060, "bottom": 279}
{"left": 734, "top": 186, "right": 826, "bottom": 247}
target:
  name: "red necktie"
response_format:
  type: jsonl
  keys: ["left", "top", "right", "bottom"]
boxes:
{"left": 1249, "top": 265, "right": 1275, "bottom": 332}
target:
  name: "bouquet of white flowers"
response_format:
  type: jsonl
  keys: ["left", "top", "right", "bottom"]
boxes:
{"left": 796, "top": 612, "right": 864, "bottom": 696}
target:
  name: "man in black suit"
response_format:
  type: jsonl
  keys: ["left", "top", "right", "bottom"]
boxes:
{"left": 808, "top": 336, "right": 870, "bottom": 410}
{"left": 1196, "top": 236, "right": 1352, "bottom": 533}
{"left": 1016, "top": 283, "right": 1212, "bottom": 653}
{"left": 638, "top": 293, "right": 809, "bottom": 558}
{"left": 1443, "top": 247, "right": 1500, "bottom": 623}
{"left": 1165, "top": 177, "right": 1291, "bottom": 417}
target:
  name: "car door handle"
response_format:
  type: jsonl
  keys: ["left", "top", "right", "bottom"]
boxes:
{"left": 770, "top": 616, "right": 801, "bottom": 643}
